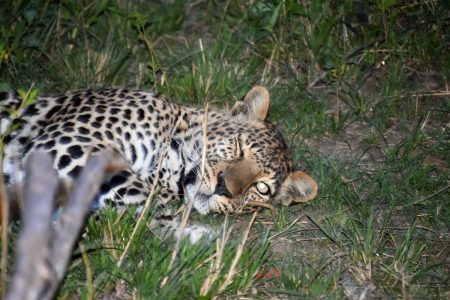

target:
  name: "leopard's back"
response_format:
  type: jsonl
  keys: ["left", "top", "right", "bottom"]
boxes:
{"left": 1, "top": 89, "right": 179, "bottom": 192}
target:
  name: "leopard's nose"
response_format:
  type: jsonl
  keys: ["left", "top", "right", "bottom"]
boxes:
{"left": 214, "top": 171, "right": 233, "bottom": 198}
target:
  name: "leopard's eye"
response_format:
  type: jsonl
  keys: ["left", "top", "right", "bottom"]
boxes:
{"left": 255, "top": 182, "right": 270, "bottom": 195}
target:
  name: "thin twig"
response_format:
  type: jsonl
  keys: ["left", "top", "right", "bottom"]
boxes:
{"left": 269, "top": 213, "right": 306, "bottom": 241}
{"left": 403, "top": 184, "right": 449, "bottom": 208}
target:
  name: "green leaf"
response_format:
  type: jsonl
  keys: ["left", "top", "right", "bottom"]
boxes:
{"left": 381, "top": 0, "right": 397, "bottom": 10}
{"left": 264, "top": 2, "right": 281, "bottom": 33}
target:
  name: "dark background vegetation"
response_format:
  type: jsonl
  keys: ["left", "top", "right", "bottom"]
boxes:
{"left": 1, "top": 0, "right": 449, "bottom": 298}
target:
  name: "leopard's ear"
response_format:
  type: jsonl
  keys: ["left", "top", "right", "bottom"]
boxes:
{"left": 276, "top": 171, "right": 318, "bottom": 206}
{"left": 231, "top": 86, "right": 270, "bottom": 121}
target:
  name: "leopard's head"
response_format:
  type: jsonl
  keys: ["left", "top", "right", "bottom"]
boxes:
{"left": 183, "top": 86, "right": 318, "bottom": 215}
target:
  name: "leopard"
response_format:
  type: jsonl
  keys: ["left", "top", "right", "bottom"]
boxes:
{"left": 1, "top": 86, "right": 317, "bottom": 239}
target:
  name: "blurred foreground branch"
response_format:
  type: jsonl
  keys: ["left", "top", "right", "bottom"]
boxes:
{"left": 6, "top": 150, "right": 125, "bottom": 300}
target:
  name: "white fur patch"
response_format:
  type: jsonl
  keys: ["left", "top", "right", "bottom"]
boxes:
{"left": 186, "top": 184, "right": 211, "bottom": 215}
{"left": 0, "top": 118, "right": 11, "bottom": 135}
{"left": 180, "top": 224, "right": 215, "bottom": 244}
{"left": 297, "top": 179, "right": 311, "bottom": 197}
{"left": 2, "top": 157, "right": 24, "bottom": 185}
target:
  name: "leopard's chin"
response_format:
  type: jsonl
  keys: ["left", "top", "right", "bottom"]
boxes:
{"left": 185, "top": 184, "right": 213, "bottom": 215}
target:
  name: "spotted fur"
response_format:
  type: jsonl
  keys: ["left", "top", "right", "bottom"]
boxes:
{"left": 1, "top": 86, "right": 317, "bottom": 217}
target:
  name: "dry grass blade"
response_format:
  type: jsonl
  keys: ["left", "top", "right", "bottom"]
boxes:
{"left": 218, "top": 211, "right": 258, "bottom": 293}
{"left": 49, "top": 150, "right": 124, "bottom": 279}
{"left": 80, "top": 243, "right": 94, "bottom": 300}
{"left": 161, "top": 103, "right": 209, "bottom": 287}
{"left": 404, "top": 90, "right": 450, "bottom": 98}
{"left": 117, "top": 150, "right": 166, "bottom": 268}
{"left": 403, "top": 183, "right": 450, "bottom": 208}
{"left": 269, "top": 213, "right": 306, "bottom": 241}
{"left": 200, "top": 216, "right": 232, "bottom": 296}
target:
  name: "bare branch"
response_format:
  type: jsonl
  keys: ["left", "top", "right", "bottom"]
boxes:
{"left": 6, "top": 151, "right": 59, "bottom": 300}
{"left": 7, "top": 149, "right": 125, "bottom": 300}
{"left": 43, "top": 150, "right": 120, "bottom": 298}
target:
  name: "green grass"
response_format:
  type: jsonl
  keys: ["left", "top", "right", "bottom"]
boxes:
{"left": 1, "top": 0, "right": 449, "bottom": 298}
